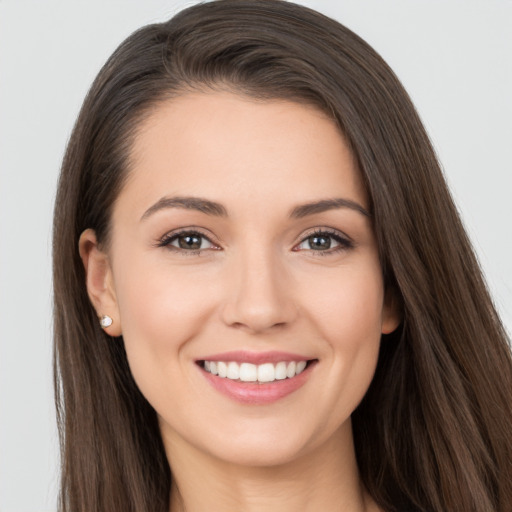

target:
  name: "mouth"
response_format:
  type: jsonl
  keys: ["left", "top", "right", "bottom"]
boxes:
{"left": 198, "top": 359, "right": 313, "bottom": 383}
{"left": 196, "top": 353, "right": 318, "bottom": 404}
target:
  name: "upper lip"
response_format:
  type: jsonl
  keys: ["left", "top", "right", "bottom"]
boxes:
{"left": 196, "top": 350, "right": 314, "bottom": 365}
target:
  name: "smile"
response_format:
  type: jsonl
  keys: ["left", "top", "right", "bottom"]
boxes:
{"left": 202, "top": 360, "right": 308, "bottom": 383}
{"left": 197, "top": 353, "right": 317, "bottom": 404}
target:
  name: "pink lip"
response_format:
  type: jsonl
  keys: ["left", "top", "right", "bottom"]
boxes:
{"left": 197, "top": 350, "right": 311, "bottom": 365}
{"left": 197, "top": 357, "right": 317, "bottom": 405}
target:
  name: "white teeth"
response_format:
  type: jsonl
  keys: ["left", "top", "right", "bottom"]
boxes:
{"left": 258, "top": 363, "right": 275, "bottom": 383}
{"left": 239, "top": 363, "right": 257, "bottom": 382}
{"left": 202, "top": 360, "right": 310, "bottom": 383}
{"left": 275, "top": 361, "right": 287, "bottom": 380}
{"left": 296, "top": 361, "right": 307, "bottom": 374}
{"left": 227, "top": 362, "right": 239, "bottom": 380}
{"left": 286, "top": 361, "right": 296, "bottom": 378}
{"left": 217, "top": 361, "right": 227, "bottom": 378}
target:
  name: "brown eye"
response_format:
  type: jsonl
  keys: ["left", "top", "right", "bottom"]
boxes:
{"left": 297, "top": 232, "right": 341, "bottom": 251}
{"left": 177, "top": 233, "right": 203, "bottom": 250}
{"left": 294, "top": 229, "right": 353, "bottom": 254}
{"left": 161, "top": 231, "right": 216, "bottom": 251}
{"left": 307, "top": 234, "right": 333, "bottom": 250}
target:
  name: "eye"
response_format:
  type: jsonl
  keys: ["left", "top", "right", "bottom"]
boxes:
{"left": 158, "top": 229, "right": 219, "bottom": 253}
{"left": 294, "top": 229, "right": 353, "bottom": 254}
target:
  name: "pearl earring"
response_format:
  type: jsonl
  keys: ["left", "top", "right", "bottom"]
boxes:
{"left": 100, "top": 315, "right": 113, "bottom": 328}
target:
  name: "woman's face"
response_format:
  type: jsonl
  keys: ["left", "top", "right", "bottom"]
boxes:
{"left": 84, "top": 91, "right": 399, "bottom": 467}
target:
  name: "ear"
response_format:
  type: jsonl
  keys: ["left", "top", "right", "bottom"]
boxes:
{"left": 79, "top": 229, "right": 122, "bottom": 336}
{"left": 381, "top": 287, "right": 402, "bottom": 335}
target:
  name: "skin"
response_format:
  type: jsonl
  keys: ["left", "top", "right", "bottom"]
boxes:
{"left": 80, "top": 91, "right": 399, "bottom": 511}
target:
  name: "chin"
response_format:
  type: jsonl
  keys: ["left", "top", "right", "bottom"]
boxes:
{"left": 210, "top": 437, "right": 311, "bottom": 468}
{"left": 197, "top": 416, "right": 348, "bottom": 469}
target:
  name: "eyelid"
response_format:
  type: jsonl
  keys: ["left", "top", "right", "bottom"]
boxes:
{"left": 293, "top": 227, "right": 354, "bottom": 253}
{"left": 156, "top": 226, "right": 222, "bottom": 252}
{"left": 299, "top": 226, "right": 352, "bottom": 241}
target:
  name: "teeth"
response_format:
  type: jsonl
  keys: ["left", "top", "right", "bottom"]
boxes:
{"left": 239, "top": 363, "right": 257, "bottom": 382}
{"left": 217, "top": 361, "right": 227, "bottom": 378}
{"left": 286, "top": 361, "right": 296, "bottom": 378}
{"left": 275, "top": 361, "right": 287, "bottom": 380}
{"left": 296, "top": 361, "right": 307, "bottom": 373}
{"left": 227, "top": 362, "right": 239, "bottom": 380}
{"left": 258, "top": 363, "right": 275, "bottom": 383}
{"left": 202, "top": 360, "right": 309, "bottom": 383}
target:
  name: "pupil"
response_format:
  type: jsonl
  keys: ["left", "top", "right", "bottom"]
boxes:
{"left": 310, "top": 235, "right": 330, "bottom": 250}
{"left": 179, "top": 234, "right": 201, "bottom": 250}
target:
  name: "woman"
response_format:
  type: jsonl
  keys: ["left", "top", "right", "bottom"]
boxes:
{"left": 52, "top": 1, "right": 512, "bottom": 511}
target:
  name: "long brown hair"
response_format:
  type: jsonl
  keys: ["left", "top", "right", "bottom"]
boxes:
{"left": 53, "top": 1, "right": 512, "bottom": 510}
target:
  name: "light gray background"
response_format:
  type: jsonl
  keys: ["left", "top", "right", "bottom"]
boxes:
{"left": 1, "top": 1, "right": 511, "bottom": 510}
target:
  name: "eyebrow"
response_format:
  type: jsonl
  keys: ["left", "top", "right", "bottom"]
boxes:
{"left": 289, "top": 198, "right": 371, "bottom": 219}
{"left": 141, "top": 196, "right": 228, "bottom": 220}
{"left": 140, "top": 195, "right": 370, "bottom": 221}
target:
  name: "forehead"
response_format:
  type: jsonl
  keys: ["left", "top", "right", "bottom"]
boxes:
{"left": 120, "top": 91, "right": 366, "bottom": 218}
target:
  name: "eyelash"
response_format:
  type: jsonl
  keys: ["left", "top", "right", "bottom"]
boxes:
{"left": 156, "top": 227, "right": 354, "bottom": 256}
{"left": 156, "top": 228, "right": 219, "bottom": 256}
{"left": 295, "top": 228, "right": 354, "bottom": 256}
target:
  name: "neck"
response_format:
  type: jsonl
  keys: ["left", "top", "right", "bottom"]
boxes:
{"left": 165, "top": 423, "right": 379, "bottom": 512}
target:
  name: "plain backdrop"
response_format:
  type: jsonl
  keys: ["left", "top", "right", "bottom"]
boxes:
{"left": 0, "top": 1, "right": 511, "bottom": 510}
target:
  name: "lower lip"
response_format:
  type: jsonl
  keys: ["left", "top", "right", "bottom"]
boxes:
{"left": 199, "top": 362, "right": 316, "bottom": 405}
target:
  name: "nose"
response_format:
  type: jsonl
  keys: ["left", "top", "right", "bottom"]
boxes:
{"left": 221, "top": 246, "right": 298, "bottom": 334}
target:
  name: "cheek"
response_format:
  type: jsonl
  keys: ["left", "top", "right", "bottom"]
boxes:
{"left": 303, "top": 262, "right": 384, "bottom": 409}
{"left": 305, "top": 260, "right": 385, "bottom": 343}
{"left": 112, "top": 257, "right": 218, "bottom": 388}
